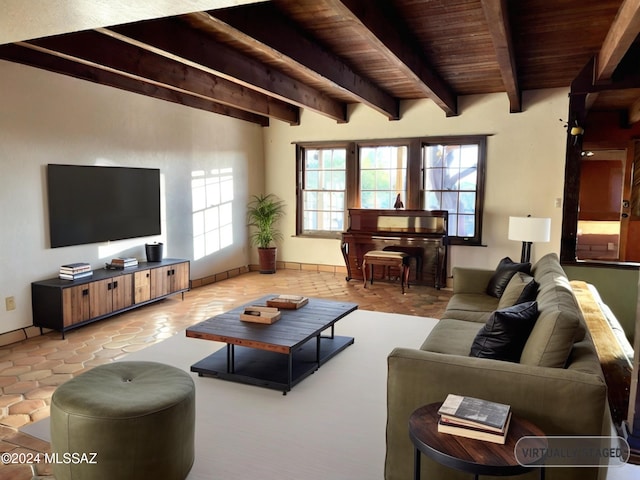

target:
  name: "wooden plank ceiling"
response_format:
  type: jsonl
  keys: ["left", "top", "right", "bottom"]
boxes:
{"left": 0, "top": 0, "right": 639, "bottom": 126}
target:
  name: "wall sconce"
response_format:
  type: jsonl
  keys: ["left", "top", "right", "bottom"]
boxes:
{"left": 508, "top": 216, "right": 551, "bottom": 263}
{"left": 570, "top": 125, "right": 584, "bottom": 136}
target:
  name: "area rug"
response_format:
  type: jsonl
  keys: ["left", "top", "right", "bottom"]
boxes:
{"left": 22, "top": 309, "right": 438, "bottom": 480}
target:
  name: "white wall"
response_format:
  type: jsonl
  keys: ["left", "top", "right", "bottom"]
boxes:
{"left": 263, "top": 88, "right": 569, "bottom": 271}
{"left": 0, "top": 60, "right": 264, "bottom": 334}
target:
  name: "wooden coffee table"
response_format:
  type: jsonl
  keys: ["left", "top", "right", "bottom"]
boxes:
{"left": 186, "top": 295, "right": 358, "bottom": 394}
{"left": 409, "top": 403, "right": 547, "bottom": 479}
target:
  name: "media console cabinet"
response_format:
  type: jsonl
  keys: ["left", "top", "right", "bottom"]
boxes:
{"left": 31, "top": 258, "right": 190, "bottom": 338}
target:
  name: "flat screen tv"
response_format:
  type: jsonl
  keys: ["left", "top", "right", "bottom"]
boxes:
{"left": 47, "top": 164, "right": 161, "bottom": 248}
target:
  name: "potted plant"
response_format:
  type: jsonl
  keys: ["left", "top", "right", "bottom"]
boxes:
{"left": 247, "top": 193, "right": 285, "bottom": 273}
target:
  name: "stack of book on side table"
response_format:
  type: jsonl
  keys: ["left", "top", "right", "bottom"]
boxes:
{"left": 59, "top": 262, "right": 93, "bottom": 281}
{"left": 437, "top": 394, "right": 512, "bottom": 444}
{"left": 110, "top": 257, "right": 138, "bottom": 269}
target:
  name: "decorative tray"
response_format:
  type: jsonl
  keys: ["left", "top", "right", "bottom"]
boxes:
{"left": 266, "top": 295, "right": 309, "bottom": 309}
{"left": 240, "top": 305, "right": 281, "bottom": 324}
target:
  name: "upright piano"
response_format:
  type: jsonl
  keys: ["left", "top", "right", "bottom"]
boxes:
{"left": 341, "top": 209, "right": 448, "bottom": 289}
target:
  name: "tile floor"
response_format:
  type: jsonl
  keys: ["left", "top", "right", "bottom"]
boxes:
{"left": 0, "top": 269, "right": 452, "bottom": 479}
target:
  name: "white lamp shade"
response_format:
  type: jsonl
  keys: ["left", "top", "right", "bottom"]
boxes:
{"left": 508, "top": 216, "right": 551, "bottom": 243}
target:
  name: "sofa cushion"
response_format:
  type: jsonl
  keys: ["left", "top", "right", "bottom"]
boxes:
{"left": 498, "top": 272, "right": 538, "bottom": 309}
{"left": 520, "top": 307, "right": 581, "bottom": 368}
{"left": 486, "top": 257, "right": 531, "bottom": 298}
{"left": 420, "top": 319, "right": 484, "bottom": 356}
{"left": 443, "top": 293, "right": 498, "bottom": 323}
{"left": 469, "top": 301, "right": 539, "bottom": 362}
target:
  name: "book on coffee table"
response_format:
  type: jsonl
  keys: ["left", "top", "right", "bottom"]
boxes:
{"left": 266, "top": 295, "right": 309, "bottom": 309}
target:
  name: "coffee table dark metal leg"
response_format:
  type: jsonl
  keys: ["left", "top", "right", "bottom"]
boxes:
{"left": 226, "top": 344, "right": 235, "bottom": 373}
{"left": 414, "top": 447, "right": 421, "bottom": 480}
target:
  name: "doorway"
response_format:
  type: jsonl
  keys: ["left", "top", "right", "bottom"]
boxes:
{"left": 577, "top": 149, "right": 625, "bottom": 261}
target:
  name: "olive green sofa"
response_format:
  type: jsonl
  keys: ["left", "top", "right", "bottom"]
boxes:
{"left": 385, "top": 253, "right": 610, "bottom": 480}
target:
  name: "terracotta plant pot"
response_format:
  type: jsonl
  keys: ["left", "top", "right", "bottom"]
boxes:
{"left": 258, "top": 247, "right": 277, "bottom": 274}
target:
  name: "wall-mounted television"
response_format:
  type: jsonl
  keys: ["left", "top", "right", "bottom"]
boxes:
{"left": 47, "top": 164, "right": 161, "bottom": 248}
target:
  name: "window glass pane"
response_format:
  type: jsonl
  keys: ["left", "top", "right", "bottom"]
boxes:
{"left": 444, "top": 145, "right": 461, "bottom": 168}
{"left": 306, "top": 150, "right": 319, "bottom": 169}
{"left": 442, "top": 191, "right": 458, "bottom": 213}
{"left": 332, "top": 170, "right": 345, "bottom": 190}
{"left": 424, "top": 145, "right": 443, "bottom": 167}
{"left": 460, "top": 145, "right": 479, "bottom": 168}
{"left": 322, "top": 149, "right": 333, "bottom": 168}
{"left": 304, "top": 191, "right": 318, "bottom": 209}
{"left": 425, "top": 191, "right": 441, "bottom": 210}
{"left": 333, "top": 150, "right": 346, "bottom": 169}
{"left": 361, "top": 191, "right": 375, "bottom": 209}
{"left": 458, "top": 214, "right": 476, "bottom": 237}
{"left": 443, "top": 169, "right": 459, "bottom": 190}
{"left": 425, "top": 168, "right": 443, "bottom": 190}
{"left": 306, "top": 170, "right": 319, "bottom": 189}
{"left": 459, "top": 192, "right": 476, "bottom": 214}
{"left": 460, "top": 168, "right": 477, "bottom": 190}
{"left": 361, "top": 170, "right": 376, "bottom": 189}
{"left": 331, "top": 192, "right": 345, "bottom": 209}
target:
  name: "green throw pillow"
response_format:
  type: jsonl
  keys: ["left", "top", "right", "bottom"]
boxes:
{"left": 498, "top": 272, "right": 539, "bottom": 309}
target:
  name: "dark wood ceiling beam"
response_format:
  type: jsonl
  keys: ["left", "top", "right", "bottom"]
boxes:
{"left": 0, "top": 43, "right": 269, "bottom": 126}
{"left": 104, "top": 19, "right": 346, "bottom": 123}
{"left": 326, "top": 0, "right": 457, "bottom": 116}
{"left": 596, "top": 0, "right": 640, "bottom": 84}
{"left": 480, "top": 0, "right": 521, "bottom": 113}
{"left": 201, "top": 6, "right": 399, "bottom": 120}
{"left": 25, "top": 30, "right": 299, "bottom": 125}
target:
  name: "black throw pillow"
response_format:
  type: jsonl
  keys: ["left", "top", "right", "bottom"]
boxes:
{"left": 469, "top": 301, "right": 539, "bottom": 362}
{"left": 486, "top": 257, "right": 531, "bottom": 298}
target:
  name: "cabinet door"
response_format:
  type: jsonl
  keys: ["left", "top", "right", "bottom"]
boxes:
{"left": 112, "top": 274, "right": 133, "bottom": 311}
{"left": 171, "top": 262, "right": 190, "bottom": 292}
{"left": 150, "top": 266, "right": 171, "bottom": 299}
{"left": 134, "top": 270, "right": 151, "bottom": 304}
{"left": 62, "top": 285, "right": 91, "bottom": 327}
{"left": 89, "top": 279, "right": 114, "bottom": 318}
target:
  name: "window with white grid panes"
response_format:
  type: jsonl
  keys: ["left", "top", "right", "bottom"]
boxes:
{"left": 301, "top": 147, "right": 347, "bottom": 234}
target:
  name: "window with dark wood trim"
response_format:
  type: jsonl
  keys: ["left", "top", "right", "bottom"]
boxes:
{"left": 295, "top": 136, "right": 487, "bottom": 245}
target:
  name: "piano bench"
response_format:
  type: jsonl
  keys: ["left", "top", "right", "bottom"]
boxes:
{"left": 362, "top": 251, "right": 410, "bottom": 294}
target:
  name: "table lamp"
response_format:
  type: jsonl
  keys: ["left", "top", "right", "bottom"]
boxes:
{"left": 508, "top": 216, "right": 551, "bottom": 263}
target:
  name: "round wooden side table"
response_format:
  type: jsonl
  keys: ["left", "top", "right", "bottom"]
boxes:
{"left": 409, "top": 403, "right": 547, "bottom": 480}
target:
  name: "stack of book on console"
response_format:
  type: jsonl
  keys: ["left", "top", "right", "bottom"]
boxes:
{"left": 110, "top": 257, "right": 138, "bottom": 269}
{"left": 437, "top": 394, "right": 512, "bottom": 444}
{"left": 59, "top": 262, "right": 93, "bottom": 281}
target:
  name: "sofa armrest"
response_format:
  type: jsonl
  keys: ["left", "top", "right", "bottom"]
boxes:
{"left": 451, "top": 266, "right": 494, "bottom": 294}
{"left": 385, "top": 348, "right": 609, "bottom": 480}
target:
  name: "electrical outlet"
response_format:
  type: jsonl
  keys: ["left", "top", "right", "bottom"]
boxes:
{"left": 5, "top": 297, "right": 16, "bottom": 311}
{"left": 554, "top": 198, "right": 562, "bottom": 208}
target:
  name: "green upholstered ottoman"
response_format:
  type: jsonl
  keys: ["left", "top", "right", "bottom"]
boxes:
{"left": 50, "top": 361, "right": 195, "bottom": 480}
